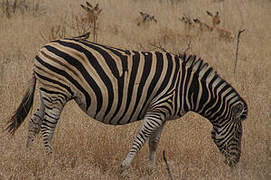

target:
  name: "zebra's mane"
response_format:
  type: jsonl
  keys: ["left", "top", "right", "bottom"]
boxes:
{"left": 179, "top": 53, "right": 247, "bottom": 118}
{"left": 178, "top": 53, "right": 219, "bottom": 82}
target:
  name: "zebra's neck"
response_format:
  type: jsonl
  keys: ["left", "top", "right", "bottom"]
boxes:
{"left": 176, "top": 54, "right": 240, "bottom": 123}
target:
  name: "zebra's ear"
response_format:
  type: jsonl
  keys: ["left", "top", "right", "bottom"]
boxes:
{"left": 232, "top": 102, "right": 244, "bottom": 120}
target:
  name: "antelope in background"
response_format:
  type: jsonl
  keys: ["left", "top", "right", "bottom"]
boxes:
{"left": 80, "top": 1, "right": 102, "bottom": 42}
{"left": 206, "top": 11, "right": 234, "bottom": 41}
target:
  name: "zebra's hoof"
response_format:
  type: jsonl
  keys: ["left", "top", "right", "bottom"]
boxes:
{"left": 146, "top": 166, "right": 155, "bottom": 175}
{"left": 120, "top": 164, "right": 131, "bottom": 178}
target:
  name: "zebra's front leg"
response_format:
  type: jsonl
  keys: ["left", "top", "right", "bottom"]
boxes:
{"left": 121, "top": 112, "right": 165, "bottom": 170}
{"left": 26, "top": 106, "right": 44, "bottom": 148}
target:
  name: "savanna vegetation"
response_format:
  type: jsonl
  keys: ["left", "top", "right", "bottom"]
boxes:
{"left": 0, "top": 0, "right": 270, "bottom": 179}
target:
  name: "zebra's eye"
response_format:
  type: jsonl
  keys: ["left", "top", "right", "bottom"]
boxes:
{"left": 240, "top": 106, "right": 248, "bottom": 121}
{"left": 240, "top": 112, "right": 247, "bottom": 121}
{"left": 231, "top": 102, "right": 244, "bottom": 121}
{"left": 211, "top": 128, "right": 219, "bottom": 143}
{"left": 211, "top": 128, "right": 216, "bottom": 139}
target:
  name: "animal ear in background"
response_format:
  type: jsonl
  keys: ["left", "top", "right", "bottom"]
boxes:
{"left": 206, "top": 10, "right": 213, "bottom": 17}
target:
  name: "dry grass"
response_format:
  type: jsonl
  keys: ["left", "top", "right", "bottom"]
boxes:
{"left": 0, "top": 0, "right": 270, "bottom": 179}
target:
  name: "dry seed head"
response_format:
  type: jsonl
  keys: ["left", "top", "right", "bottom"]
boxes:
{"left": 136, "top": 12, "right": 157, "bottom": 26}
{"left": 179, "top": 15, "right": 197, "bottom": 37}
{"left": 193, "top": 18, "right": 213, "bottom": 32}
{"left": 179, "top": 15, "right": 193, "bottom": 25}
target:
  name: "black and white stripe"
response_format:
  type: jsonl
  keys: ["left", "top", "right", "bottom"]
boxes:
{"left": 7, "top": 37, "right": 248, "bottom": 170}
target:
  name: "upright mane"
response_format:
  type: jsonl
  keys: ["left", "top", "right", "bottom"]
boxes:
{"left": 178, "top": 53, "right": 221, "bottom": 83}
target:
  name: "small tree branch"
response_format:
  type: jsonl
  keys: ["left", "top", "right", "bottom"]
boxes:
{"left": 163, "top": 150, "right": 174, "bottom": 180}
{"left": 234, "top": 29, "right": 245, "bottom": 74}
{"left": 184, "top": 39, "right": 192, "bottom": 53}
{"left": 150, "top": 42, "right": 168, "bottom": 53}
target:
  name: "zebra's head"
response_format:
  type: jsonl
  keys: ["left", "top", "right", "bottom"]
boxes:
{"left": 211, "top": 100, "right": 248, "bottom": 167}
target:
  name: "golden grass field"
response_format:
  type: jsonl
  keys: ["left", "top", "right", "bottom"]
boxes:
{"left": 0, "top": 0, "right": 270, "bottom": 179}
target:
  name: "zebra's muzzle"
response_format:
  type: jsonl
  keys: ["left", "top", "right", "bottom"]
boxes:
{"left": 221, "top": 146, "right": 241, "bottom": 168}
{"left": 224, "top": 156, "right": 239, "bottom": 168}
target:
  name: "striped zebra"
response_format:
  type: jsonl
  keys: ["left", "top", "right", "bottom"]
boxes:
{"left": 6, "top": 35, "right": 248, "bottom": 170}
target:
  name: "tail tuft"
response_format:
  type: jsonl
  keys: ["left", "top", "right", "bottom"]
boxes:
{"left": 5, "top": 75, "right": 36, "bottom": 135}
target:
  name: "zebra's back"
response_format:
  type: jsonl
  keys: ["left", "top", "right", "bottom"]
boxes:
{"left": 34, "top": 39, "right": 180, "bottom": 125}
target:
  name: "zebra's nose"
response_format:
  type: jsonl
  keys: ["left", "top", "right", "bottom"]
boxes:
{"left": 224, "top": 155, "right": 240, "bottom": 168}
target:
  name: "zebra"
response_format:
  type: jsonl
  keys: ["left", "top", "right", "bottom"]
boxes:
{"left": 6, "top": 35, "right": 248, "bottom": 171}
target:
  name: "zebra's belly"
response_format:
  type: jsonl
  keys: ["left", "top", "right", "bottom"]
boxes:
{"left": 86, "top": 105, "right": 143, "bottom": 125}
{"left": 74, "top": 95, "right": 147, "bottom": 125}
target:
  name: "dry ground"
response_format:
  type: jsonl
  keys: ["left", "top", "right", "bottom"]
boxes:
{"left": 0, "top": 0, "right": 270, "bottom": 179}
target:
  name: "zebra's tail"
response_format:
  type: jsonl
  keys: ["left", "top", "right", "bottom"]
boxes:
{"left": 6, "top": 74, "right": 37, "bottom": 135}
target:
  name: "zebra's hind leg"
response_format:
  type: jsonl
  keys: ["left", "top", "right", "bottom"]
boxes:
{"left": 121, "top": 111, "right": 165, "bottom": 171}
{"left": 148, "top": 122, "right": 165, "bottom": 171}
{"left": 26, "top": 105, "right": 45, "bottom": 148}
{"left": 40, "top": 95, "right": 66, "bottom": 155}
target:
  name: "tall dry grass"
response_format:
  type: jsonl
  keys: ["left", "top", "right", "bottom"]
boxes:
{"left": 0, "top": 0, "right": 270, "bottom": 179}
